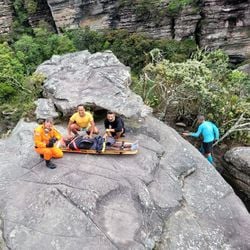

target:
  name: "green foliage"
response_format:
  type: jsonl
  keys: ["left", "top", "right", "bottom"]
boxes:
{"left": 13, "top": 35, "right": 42, "bottom": 74}
{"left": 0, "top": 41, "right": 47, "bottom": 128}
{"left": 134, "top": 0, "right": 166, "bottom": 22}
{"left": 135, "top": 48, "right": 250, "bottom": 142}
{"left": 66, "top": 27, "right": 106, "bottom": 52}
{"left": 119, "top": 0, "right": 167, "bottom": 23}
{"left": 0, "top": 42, "right": 25, "bottom": 102}
{"left": 0, "top": 84, "right": 17, "bottom": 101}
{"left": 11, "top": 0, "right": 33, "bottom": 39}
{"left": 66, "top": 28, "right": 196, "bottom": 73}
{"left": 13, "top": 28, "right": 76, "bottom": 73}
{"left": 167, "top": 0, "right": 197, "bottom": 14}
{"left": 24, "top": 0, "right": 37, "bottom": 14}
{"left": 119, "top": 0, "right": 199, "bottom": 19}
{"left": 47, "top": 34, "right": 76, "bottom": 55}
{"left": 23, "top": 72, "right": 45, "bottom": 99}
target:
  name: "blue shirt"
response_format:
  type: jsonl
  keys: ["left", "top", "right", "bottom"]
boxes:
{"left": 190, "top": 121, "right": 219, "bottom": 143}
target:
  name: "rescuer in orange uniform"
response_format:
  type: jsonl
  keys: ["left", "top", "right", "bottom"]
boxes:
{"left": 34, "top": 118, "right": 63, "bottom": 169}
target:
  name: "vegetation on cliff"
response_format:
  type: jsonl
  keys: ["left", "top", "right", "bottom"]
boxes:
{"left": 118, "top": 0, "right": 199, "bottom": 21}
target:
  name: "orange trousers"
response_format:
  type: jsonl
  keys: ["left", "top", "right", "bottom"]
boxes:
{"left": 35, "top": 147, "right": 63, "bottom": 161}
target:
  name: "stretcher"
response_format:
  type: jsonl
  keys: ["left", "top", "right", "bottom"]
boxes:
{"left": 56, "top": 139, "right": 138, "bottom": 155}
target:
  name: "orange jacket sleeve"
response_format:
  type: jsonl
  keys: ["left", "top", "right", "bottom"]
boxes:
{"left": 34, "top": 127, "right": 46, "bottom": 148}
{"left": 52, "top": 127, "right": 62, "bottom": 140}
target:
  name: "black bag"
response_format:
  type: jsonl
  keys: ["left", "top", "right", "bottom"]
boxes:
{"left": 68, "top": 136, "right": 94, "bottom": 150}
{"left": 90, "top": 136, "right": 105, "bottom": 153}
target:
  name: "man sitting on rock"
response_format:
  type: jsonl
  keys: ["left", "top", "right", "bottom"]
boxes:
{"left": 34, "top": 118, "right": 63, "bottom": 169}
{"left": 182, "top": 115, "right": 219, "bottom": 164}
{"left": 104, "top": 111, "right": 125, "bottom": 139}
{"left": 67, "top": 104, "right": 99, "bottom": 138}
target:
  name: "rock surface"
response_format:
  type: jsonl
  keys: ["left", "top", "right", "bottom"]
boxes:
{"left": 0, "top": 116, "right": 249, "bottom": 249}
{"left": 1, "top": 50, "right": 250, "bottom": 249}
{"left": 0, "top": 0, "right": 12, "bottom": 35}
{"left": 45, "top": 0, "right": 249, "bottom": 61}
{"left": 35, "top": 98, "right": 59, "bottom": 120}
{"left": 200, "top": 0, "right": 250, "bottom": 61}
{"left": 36, "top": 50, "right": 151, "bottom": 118}
{"left": 238, "top": 63, "right": 250, "bottom": 76}
{"left": 224, "top": 147, "right": 250, "bottom": 197}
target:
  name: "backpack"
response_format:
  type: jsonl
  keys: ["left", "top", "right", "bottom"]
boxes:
{"left": 90, "top": 135, "right": 105, "bottom": 153}
{"left": 67, "top": 135, "right": 105, "bottom": 152}
{"left": 68, "top": 136, "right": 95, "bottom": 150}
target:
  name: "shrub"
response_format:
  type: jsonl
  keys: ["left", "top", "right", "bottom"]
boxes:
{"left": 167, "top": 0, "right": 197, "bottom": 15}
{"left": 134, "top": 48, "right": 250, "bottom": 143}
{"left": 13, "top": 28, "right": 76, "bottom": 73}
{"left": 0, "top": 43, "right": 25, "bottom": 103}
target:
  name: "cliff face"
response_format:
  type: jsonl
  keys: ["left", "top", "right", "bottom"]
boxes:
{"left": 0, "top": 0, "right": 249, "bottom": 61}
{"left": 200, "top": 0, "right": 250, "bottom": 62}
{"left": 45, "top": 0, "right": 250, "bottom": 60}
{"left": 27, "top": 0, "right": 57, "bottom": 32}
{"left": 0, "top": 0, "right": 13, "bottom": 35}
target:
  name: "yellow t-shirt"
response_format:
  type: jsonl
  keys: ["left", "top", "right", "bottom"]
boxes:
{"left": 70, "top": 111, "right": 93, "bottom": 128}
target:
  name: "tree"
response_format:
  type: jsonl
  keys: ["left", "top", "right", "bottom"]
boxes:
{"left": 0, "top": 43, "right": 25, "bottom": 103}
{"left": 14, "top": 35, "right": 42, "bottom": 74}
{"left": 13, "top": 28, "right": 76, "bottom": 74}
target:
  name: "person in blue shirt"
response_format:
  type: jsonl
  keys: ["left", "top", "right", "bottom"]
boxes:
{"left": 183, "top": 115, "right": 219, "bottom": 164}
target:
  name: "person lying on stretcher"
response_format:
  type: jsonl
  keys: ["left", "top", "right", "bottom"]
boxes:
{"left": 60, "top": 134, "right": 139, "bottom": 151}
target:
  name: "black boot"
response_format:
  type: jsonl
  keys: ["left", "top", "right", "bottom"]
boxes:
{"left": 45, "top": 160, "right": 57, "bottom": 169}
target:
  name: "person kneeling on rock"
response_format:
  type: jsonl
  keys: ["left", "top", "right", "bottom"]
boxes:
{"left": 104, "top": 111, "right": 125, "bottom": 139}
{"left": 34, "top": 118, "right": 63, "bottom": 169}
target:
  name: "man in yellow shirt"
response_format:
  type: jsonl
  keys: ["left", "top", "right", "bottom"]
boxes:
{"left": 67, "top": 104, "right": 99, "bottom": 138}
{"left": 34, "top": 118, "right": 63, "bottom": 169}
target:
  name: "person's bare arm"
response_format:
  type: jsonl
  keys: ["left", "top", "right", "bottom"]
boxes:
{"left": 67, "top": 120, "right": 74, "bottom": 136}
{"left": 89, "top": 120, "right": 95, "bottom": 137}
{"left": 106, "top": 128, "right": 115, "bottom": 133}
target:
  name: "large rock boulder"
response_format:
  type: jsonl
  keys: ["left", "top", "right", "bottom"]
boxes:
{"left": 238, "top": 63, "right": 250, "bottom": 76}
{"left": 0, "top": 116, "right": 249, "bottom": 249}
{"left": 35, "top": 98, "right": 59, "bottom": 120}
{"left": 224, "top": 147, "right": 250, "bottom": 197}
{"left": 36, "top": 51, "right": 151, "bottom": 118}
{"left": 1, "top": 51, "right": 249, "bottom": 249}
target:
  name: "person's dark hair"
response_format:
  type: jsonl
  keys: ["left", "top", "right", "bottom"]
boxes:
{"left": 107, "top": 111, "right": 115, "bottom": 115}
{"left": 197, "top": 115, "right": 205, "bottom": 121}
{"left": 77, "top": 104, "right": 85, "bottom": 109}
{"left": 44, "top": 117, "right": 54, "bottom": 124}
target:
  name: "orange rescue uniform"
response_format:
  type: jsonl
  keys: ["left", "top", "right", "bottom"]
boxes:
{"left": 34, "top": 124, "right": 63, "bottom": 160}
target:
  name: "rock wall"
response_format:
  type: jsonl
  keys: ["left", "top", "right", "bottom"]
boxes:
{"left": 200, "top": 0, "right": 250, "bottom": 62}
{"left": 224, "top": 147, "right": 250, "bottom": 197}
{"left": 35, "top": 50, "right": 151, "bottom": 118}
{"left": 0, "top": 0, "right": 13, "bottom": 35}
{"left": 44, "top": 0, "right": 250, "bottom": 60}
{"left": 0, "top": 116, "right": 250, "bottom": 249}
{"left": 27, "top": 0, "right": 57, "bottom": 32}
